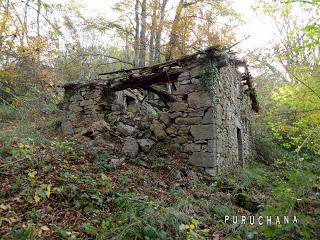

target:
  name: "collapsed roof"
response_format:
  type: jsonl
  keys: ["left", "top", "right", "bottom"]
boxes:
{"left": 63, "top": 45, "right": 259, "bottom": 112}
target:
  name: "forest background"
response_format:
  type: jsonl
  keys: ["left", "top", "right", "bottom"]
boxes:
{"left": 0, "top": 0, "right": 319, "bottom": 239}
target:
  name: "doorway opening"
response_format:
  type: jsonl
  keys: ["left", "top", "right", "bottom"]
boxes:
{"left": 237, "top": 127, "right": 244, "bottom": 165}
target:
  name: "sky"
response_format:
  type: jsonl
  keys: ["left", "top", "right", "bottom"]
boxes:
{"left": 47, "top": 0, "right": 277, "bottom": 52}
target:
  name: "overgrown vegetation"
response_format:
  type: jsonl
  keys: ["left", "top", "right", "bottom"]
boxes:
{"left": 0, "top": 133, "right": 319, "bottom": 239}
{"left": 1, "top": 0, "right": 319, "bottom": 239}
{"left": 200, "top": 60, "right": 219, "bottom": 99}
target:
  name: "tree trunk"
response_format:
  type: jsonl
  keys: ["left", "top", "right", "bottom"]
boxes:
{"left": 165, "top": 0, "right": 198, "bottom": 61}
{"left": 37, "top": 0, "right": 41, "bottom": 37}
{"left": 125, "top": 27, "right": 130, "bottom": 62}
{"left": 165, "top": 0, "right": 184, "bottom": 61}
{"left": 139, "top": 0, "right": 147, "bottom": 67}
{"left": 134, "top": 0, "right": 140, "bottom": 67}
{"left": 154, "top": 0, "right": 168, "bottom": 63}
{"left": 149, "top": 0, "right": 158, "bottom": 65}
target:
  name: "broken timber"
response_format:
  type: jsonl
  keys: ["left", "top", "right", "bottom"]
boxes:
{"left": 63, "top": 45, "right": 259, "bottom": 112}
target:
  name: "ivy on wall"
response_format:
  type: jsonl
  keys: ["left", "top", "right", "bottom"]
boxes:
{"left": 200, "top": 60, "right": 219, "bottom": 100}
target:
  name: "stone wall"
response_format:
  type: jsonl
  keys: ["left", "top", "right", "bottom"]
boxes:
{"left": 213, "top": 66, "right": 254, "bottom": 174}
{"left": 61, "top": 58, "right": 255, "bottom": 175}
{"left": 61, "top": 85, "right": 114, "bottom": 140}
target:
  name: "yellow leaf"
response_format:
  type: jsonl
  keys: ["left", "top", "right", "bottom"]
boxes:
{"left": 0, "top": 204, "right": 11, "bottom": 211}
{"left": 191, "top": 219, "right": 200, "bottom": 225}
{"left": 189, "top": 224, "right": 195, "bottom": 230}
{"left": 37, "top": 229, "right": 43, "bottom": 236}
{"left": 41, "top": 225, "right": 50, "bottom": 231}
{"left": 45, "top": 184, "right": 51, "bottom": 198}
{"left": 34, "top": 194, "right": 41, "bottom": 203}
{"left": 0, "top": 217, "right": 17, "bottom": 224}
{"left": 28, "top": 171, "right": 37, "bottom": 178}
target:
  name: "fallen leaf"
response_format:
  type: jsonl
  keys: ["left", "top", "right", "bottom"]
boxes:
{"left": 34, "top": 194, "right": 41, "bottom": 203}
{"left": 0, "top": 204, "right": 11, "bottom": 211}
{"left": 41, "top": 225, "right": 50, "bottom": 231}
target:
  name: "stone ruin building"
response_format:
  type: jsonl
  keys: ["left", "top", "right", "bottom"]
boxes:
{"left": 61, "top": 46, "right": 259, "bottom": 176}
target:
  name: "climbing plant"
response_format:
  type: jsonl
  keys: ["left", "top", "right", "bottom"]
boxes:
{"left": 200, "top": 60, "right": 219, "bottom": 99}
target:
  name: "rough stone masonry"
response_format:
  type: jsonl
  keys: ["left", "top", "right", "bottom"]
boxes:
{"left": 61, "top": 46, "right": 258, "bottom": 175}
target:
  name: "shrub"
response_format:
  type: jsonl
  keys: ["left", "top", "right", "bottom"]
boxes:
{"left": 254, "top": 120, "right": 287, "bottom": 165}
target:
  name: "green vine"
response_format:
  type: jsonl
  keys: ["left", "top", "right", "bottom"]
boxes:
{"left": 200, "top": 60, "right": 219, "bottom": 99}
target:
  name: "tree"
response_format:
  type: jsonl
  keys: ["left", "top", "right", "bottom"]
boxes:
{"left": 134, "top": 0, "right": 140, "bottom": 67}
{"left": 139, "top": 0, "right": 147, "bottom": 66}
{"left": 111, "top": 0, "right": 240, "bottom": 65}
{"left": 149, "top": 0, "right": 157, "bottom": 65}
{"left": 252, "top": 0, "right": 320, "bottom": 156}
{"left": 154, "top": 0, "right": 168, "bottom": 63}
{"left": 0, "top": 0, "right": 59, "bottom": 104}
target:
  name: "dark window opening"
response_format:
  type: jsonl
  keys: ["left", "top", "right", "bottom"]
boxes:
{"left": 237, "top": 127, "right": 244, "bottom": 166}
{"left": 125, "top": 96, "right": 135, "bottom": 106}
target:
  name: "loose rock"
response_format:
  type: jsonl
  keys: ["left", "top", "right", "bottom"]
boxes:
{"left": 109, "top": 158, "right": 125, "bottom": 168}
{"left": 188, "top": 92, "right": 212, "bottom": 109}
{"left": 137, "top": 139, "right": 156, "bottom": 153}
{"left": 170, "top": 101, "right": 188, "bottom": 112}
{"left": 153, "top": 125, "right": 167, "bottom": 140}
{"left": 117, "top": 122, "right": 136, "bottom": 136}
{"left": 122, "top": 137, "right": 139, "bottom": 158}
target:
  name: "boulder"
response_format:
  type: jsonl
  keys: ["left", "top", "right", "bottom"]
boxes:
{"left": 140, "top": 102, "right": 158, "bottom": 118}
{"left": 191, "top": 78, "right": 200, "bottom": 85}
{"left": 153, "top": 125, "right": 167, "bottom": 140}
{"left": 109, "top": 158, "right": 125, "bottom": 168}
{"left": 189, "top": 152, "right": 215, "bottom": 167}
{"left": 190, "top": 124, "right": 215, "bottom": 140}
{"left": 187, "top": 109, "right": 204, "bottom": 117}
{"left": 177, "top": 125, "right": 191, "bottom": 134}
{"left": 174, "top": 136, "right": 188, "bottom": 144}
{"left": 92, "top": 120, "right": 108, "bottom": 132}
{"left": 175, "top": 117, "right": 201, "bottom": 125}
{"left": 172, "top": 84, "right": 192, "bottom": 95}
{"left": 177, "top": 71, "right": 191, "bottom": 81}
{"left": 159, "top": 112, "right": 171, "bottom": 126}
{"left": 61, "top": 120, "right": 74, "bottom": 135}
{"left": 181, "top": 143, "right": 201, "bottom": 152}
{"left": 122, "top": 137, "right": 139, "bottom": 158}
{"left": 170, "top": 101, "right": 188, "bottom": 112}
{"left": 170, "top": 112, "right": 183, "bottom": 119}
{"left": 137, "top": 139, "right": 156, "bottom": 153}
{"left": 166, "top": 125, "right": 177, "bottom": 136}
{"left": 188, "top": 92, "right": 212, "bottom": 109}
{"left": 117, "top": 122, "right": 136, "bottom": 136}
{"left": 190, "top": 65, "right": 202, "bottom": 78}
{"left": 202, "top": 108, "right": 214, "bottom": 124}
{"left": 205, "top": 167, "right": 217, "bottom": 176}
